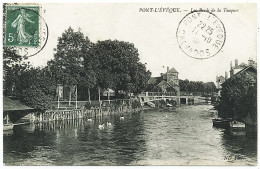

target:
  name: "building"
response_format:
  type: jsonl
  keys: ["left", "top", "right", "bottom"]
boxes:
{"left": 148, "top": 66, "right": 180, "bottom": 96}
{"left": 230, "top": 58, "right": 256, "bottom": 77}
{"left": 216, "top": 58, "right": 256, "bottom": 96}
{"left": 216, "top": 75, "right": 225, "bottom": 89}
{"left": 3, "top": 97, "right": 35, "bottom": 126}
{"left": 222, "top": 65, "right": 257, "bottom": 87}
{"left": 221, "top": 65, "right": 257, "bottom": 134}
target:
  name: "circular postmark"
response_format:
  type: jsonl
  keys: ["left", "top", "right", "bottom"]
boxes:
{"left": 176, "top": 11, "right": 226, "bottom": 59}
{"left": 4, "top": 5, "right": 48, "bottom": 58}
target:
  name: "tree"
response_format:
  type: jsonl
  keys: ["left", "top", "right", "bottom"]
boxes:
{"left": 203, "top": 82, "right": 216, "bottom": 93}
{"left": 218, "top": 70, "right": 257, "bottom": 122}
{"left": 3, "top": 47, "right": 25, "bottom": 96}
{"left": 88, "top": 40, "right": 151, "bottom": 96}
{"left": 179, "top": 79, "right": 216, "bottom": 94}
{"left": 48, "top": 27, "right": 97, "bottom": 102}
{"left": 50, "top": 27, "right": 89, "bottom": 86}
{"left": 179, "top": 79, "right": 190, "bottom": 92}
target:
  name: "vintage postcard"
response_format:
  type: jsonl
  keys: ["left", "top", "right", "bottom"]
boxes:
{"left": 1, "top": 1, "right": 258, "bottom": 167}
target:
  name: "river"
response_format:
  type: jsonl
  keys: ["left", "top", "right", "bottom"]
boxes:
{"left": 3, "top": 104, "right": 257, "bottom": 166}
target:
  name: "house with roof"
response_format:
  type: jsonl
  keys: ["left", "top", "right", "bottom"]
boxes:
{"left": 222, "top": 65, "right": 257, "bottom": 89}
{"left": 147, "top": 66, "right": 180, "bottom": 96}
{"left": 229, "top": 58, "right": 256, "bottom": 77}
{"left": 216, "top": 58, "right": 256, "bottom": 97}
{"left": 221, "top": 65, "right": 257, "bottom": 134}
{"left": 3, "top": 97, "right": 35, "bottom": 123}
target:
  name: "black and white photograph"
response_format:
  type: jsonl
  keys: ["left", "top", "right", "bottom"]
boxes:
{"left": 1, "top": 1, "right": 258, "bottom": 167}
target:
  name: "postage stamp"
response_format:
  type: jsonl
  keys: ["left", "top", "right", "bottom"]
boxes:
{"left": 5, "top": 5, "right": 39, "bottom": 47}
{"left": 3, "top": 4, "right": 48, "bottom": 57}
{"left": 176, "top": 11, "right": 226, "bottom": 59}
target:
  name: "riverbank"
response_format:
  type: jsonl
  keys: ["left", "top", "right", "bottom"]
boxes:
{"left": 18, "top": 103, "right": 143, "bottom": 124}
{"left": 4, "top": 104, "right": 256, "bottom": 166}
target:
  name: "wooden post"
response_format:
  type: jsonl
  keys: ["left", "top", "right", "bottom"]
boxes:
{"left": 40, "top": 113, "right": 42, "bottom": 122}
{"left": 57, "top": 85, "right": 61, "bottom": 109}
{"left": 69, "top": 86, "right": 72, "bottom": 106}
{"left": 58, "top": 92, "right": 60, "bottom": 109}
{"left": 98, "top": 86, "right": 101, "bottom": 111}
{"left": 75, "top": 85, "right": 78, "bottom": 109}
{"left": 6, "top": 113, "right": 9, "bottom": 124}
{"left": 98, "top": 86, "right": 101, "bottom": 102}
{"left": 88, "top": 88, "right": 91, "bottom": 102}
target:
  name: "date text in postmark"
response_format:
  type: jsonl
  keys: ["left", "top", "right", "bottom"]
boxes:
{"left": 176, "top": 11, "right": 226, "bottom": 59}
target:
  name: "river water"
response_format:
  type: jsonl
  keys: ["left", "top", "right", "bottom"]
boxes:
{"left": 3, "top": 104, "right": 257, "bottom": 166}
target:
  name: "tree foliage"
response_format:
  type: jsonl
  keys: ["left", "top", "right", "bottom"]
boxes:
{"left": 217, "top": 70, "right": 257, "bottom": 122}
{"left": 49, "top": 27, "right": 90, "bottom": 86}
{"left": 179, "top": 79, "right": 216, "bottom": 94}
{"left": 3, "top": 27, "right": 151, "bottom": 110}
{"left": 88, "top": 40, "right": 151, "bottom": 94}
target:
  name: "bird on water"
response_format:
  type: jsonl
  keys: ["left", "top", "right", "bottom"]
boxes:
{"left": 98, "top": 124, "right": 105, "bottom": 130}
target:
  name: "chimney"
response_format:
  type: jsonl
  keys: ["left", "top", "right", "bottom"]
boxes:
{"left": 225, "top": 71, "right": 228, "bottom": 80}
{"left": 235, "top": 59, "right": 238, "bottom": 68}
{"left": 230, "top": 61, "right": 233, "bottom": 69}
{"left": 160, "top": 73, "right": 163, "bottom": 77}
{"left": 248, "top": 58, "right": 254, "bottom": 66}
{"left": 167, "top": 66, "right": 169, "bottom": 72}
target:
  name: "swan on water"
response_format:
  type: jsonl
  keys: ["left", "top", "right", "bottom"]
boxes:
{"left": 98, "top": 124, "right": 105, "bottom": 130}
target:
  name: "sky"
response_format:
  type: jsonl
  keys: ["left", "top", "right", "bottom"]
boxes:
{"left": 26, "top": 3, "right": 257, "bottom": 83}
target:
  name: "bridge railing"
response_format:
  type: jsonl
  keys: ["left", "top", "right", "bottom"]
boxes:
{"left": 180, "top": 91, "right": 218, "bottom": 96}
{"left": 140, "top": 92, "right": 177, "bottom": 96}
{"left": 140, "top": 91, "right": 218, "bottom": 97}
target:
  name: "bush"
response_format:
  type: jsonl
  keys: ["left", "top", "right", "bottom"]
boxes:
{"left": 20, "top": 86, "right": 53, "bottom": 110}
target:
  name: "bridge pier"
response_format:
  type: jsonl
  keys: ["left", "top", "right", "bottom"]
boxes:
{"left": 177, "top": 98, "right": 180, "bottom": 105}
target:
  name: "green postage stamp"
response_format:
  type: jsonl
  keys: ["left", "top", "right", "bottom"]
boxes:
{"left": 5, "top": 5, "right": 39, "bottom": 47}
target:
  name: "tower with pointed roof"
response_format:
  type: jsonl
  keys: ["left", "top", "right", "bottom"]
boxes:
{"left": 166, "top": 66, "right": 180, "bottom": 96}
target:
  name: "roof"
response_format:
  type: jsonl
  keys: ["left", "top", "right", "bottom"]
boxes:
{"left": 148, "top": 77, "right": 162, "bottom": 85}
{"left": 157, "top": 80, "right": 168, "bottom": 88}
{"left": 168, "top": 79, "right": 180, "bottom": 87}
{"left": 168, "top": 67, "right": 178, "bottom": 73}
{"left": 3, "top": 97, "right": 34, "bottom": 112}
{"left": 234, "top": 63, "right": 247, "bottom": 69}
{"left": 222, "top": 65, "right": 257, "bottom": 86}
{"left": 103, "top": 88, "right": 114, "bottom": 93}
{"left": 233, "top": 65, "right": 256, "bottom": 76}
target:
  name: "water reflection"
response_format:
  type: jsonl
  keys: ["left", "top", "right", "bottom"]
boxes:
{"left": 3, "top": 105, "right": 257, "bottom": 166}
{"left": 221, "top": 129, "right": 257, "bottom": 165}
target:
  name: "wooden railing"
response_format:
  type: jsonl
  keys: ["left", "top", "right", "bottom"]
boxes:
{"left": 50, "top": 99, "right": 132, "bottom": 109}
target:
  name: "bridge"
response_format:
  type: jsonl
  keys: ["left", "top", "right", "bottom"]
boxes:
{"left": 138, "top": 92, "right": 195, "bottom": 105}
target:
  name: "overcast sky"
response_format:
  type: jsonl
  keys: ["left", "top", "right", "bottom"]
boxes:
{"left": 27, "top": 3, "right": 257, "bottom": 83}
